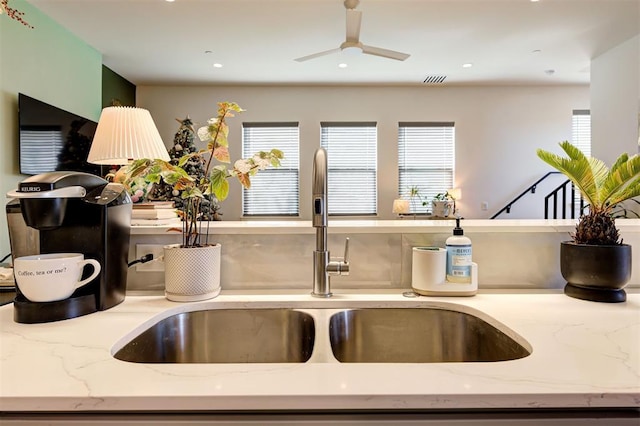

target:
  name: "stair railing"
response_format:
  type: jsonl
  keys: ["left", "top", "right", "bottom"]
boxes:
{"left": 490, "top": 172, "right": 561, "bottom": 219}
{"left": 544, "top": 179, "right": 584, "bottom": 219}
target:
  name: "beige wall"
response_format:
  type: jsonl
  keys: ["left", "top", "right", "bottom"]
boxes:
{"left": 137, "top": 84, "right": 589, "bottom": 221}
{"left": 591, "top": 35, "right": 640, "bottom": 163}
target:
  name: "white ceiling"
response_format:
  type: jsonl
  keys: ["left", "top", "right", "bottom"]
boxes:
{"left": 27, "top": 0, "right": 640, "bottom": 86}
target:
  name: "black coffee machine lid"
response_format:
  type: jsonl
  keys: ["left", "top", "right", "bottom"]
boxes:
{"left": 7, "top": 171, "right": 107, "bottom": 199}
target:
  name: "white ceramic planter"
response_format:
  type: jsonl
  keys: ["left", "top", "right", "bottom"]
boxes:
{"left": 163, "top": 243, "right": 221, "bottom": 302}
{"left": 431, "top": 200, "right": 453, "bottom": 217}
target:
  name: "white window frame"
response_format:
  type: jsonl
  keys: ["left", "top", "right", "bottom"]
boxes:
{"left": 572, "top": 110, "right": 591, "bottom": 156}
{"left": 320, "top": 122, "right": 377, "bottom": 216}
{"left": 571, "top": 110, "right": 591, "bottom": 216}
{"left": 398, "top": 122, "right": 455, "bottom": 214}
{"left": 242, "top": 122, "right": 299, "bottom": 217}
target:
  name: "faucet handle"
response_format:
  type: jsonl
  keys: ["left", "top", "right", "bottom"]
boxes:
{"left": 328, "top": 237, "right": 350, "bottom": 276}
{"left": 343, "top": 237, "right": 350, "bottom": 264}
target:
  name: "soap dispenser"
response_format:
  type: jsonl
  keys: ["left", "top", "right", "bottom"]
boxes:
{"left": 446, "top": 218, "right": 472, "bottom": 283}
{"left": 441, "top": 217, "right": 477, "bottom": 296}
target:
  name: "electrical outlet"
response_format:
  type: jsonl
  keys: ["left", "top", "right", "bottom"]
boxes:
{"left": 481, "top": 201, "right": 489, "bottom": 211}
{"left": 135, "top": 244, "right": 165, "bottom": 272}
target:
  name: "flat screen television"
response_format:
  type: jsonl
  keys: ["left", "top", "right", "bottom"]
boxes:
{"left": 18, "top": 93, "right": 102, "bottom": 176}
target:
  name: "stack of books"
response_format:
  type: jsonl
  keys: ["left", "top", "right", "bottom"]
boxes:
{"left": 131, "top": 201, "right": 181, "bottom": 226}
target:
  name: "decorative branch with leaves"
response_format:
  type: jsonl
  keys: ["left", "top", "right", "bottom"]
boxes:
{"left": 1, "top": 0, "right": 33, "bottom": 28}
{"left": 120, "top": 101, "right": 284, "bottom": 247}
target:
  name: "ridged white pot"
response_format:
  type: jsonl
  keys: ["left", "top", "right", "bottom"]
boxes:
{"left": 431, "top": 200, "right": 453, "bottom": 217}
{"left": 164, "top": 243, "right": 221, "bottom": 302}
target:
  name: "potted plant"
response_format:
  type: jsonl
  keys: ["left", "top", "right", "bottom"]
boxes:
{"left": 431, "top": 192, "right": 454, "bottom": 217}
{"left": 399, "top": 185, "right": 426, "bottom": 215}
{"left": 121, "top": 102, "right": 283, "bottom": 301}
{"left": 537, "top": 141, "right": 640, "bottom": 302}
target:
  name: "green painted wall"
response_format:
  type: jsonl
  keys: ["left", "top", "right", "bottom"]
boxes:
{"left": 103, "top": 65, "right": 135, "bottom": 108}
{"left": 0, "top": 0, "right": 103, "bottom": 257}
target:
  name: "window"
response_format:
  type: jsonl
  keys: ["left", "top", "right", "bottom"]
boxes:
{"left": 571, "top": 110, "right": 591, "bottom": 216}
{"left": 242, "top": 122, "right": 299, "bottom": 216}
{"left": 572, "top": 110, "right": 591, "bottom": 156}
{"left": 19, "top": 126, "right": 64, "bottom": 175}
{"left": 398, "top": 122, "right": 455, "bottom": 214}
{"left": 320, "top": 122, "right": 377, "bottom": 215}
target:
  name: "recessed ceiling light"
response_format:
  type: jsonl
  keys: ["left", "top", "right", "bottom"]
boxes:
{"left": 213, "top": 63, "right": 223, "bottom": 68}
{"left": 462, "top": 63, "right": 473, "bottom": 68}
{"left": 544, "top": 69, "right": 555, "bottom": 75}
{"left": 165, "top": 0, "right": 175, "bottom": 2}
{"left": 204, "top": 50, "right": 212, "bottom": 54}
{"left": 532, "top": 49, "right": 542, "bottom": 54}
{"left": 338, "top": 63, "right": 348, "bottom": 68}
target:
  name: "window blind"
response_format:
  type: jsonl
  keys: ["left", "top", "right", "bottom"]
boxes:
{"left": 320, "top": 122, "right": 377, "bottom": 215}
{"left": 572, "top": 110, "right": 591, "bottom": 156}
{"left": 398, "top": 122, "right": 455, "bottom": 214}
{"left": 19, "top": 126, "right": 64, "bottom": 175}
{"left": 242, "top": 123, "right": 299, "bottom": 216}
{"left": 571, "top": 110, "right": 591, "bottom": 216}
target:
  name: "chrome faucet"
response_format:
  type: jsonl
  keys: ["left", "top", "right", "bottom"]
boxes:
{"left": 312, "top": 147, "right": 349, "bottom": 298}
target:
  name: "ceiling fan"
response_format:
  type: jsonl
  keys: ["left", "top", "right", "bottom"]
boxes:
{"left": 294, "top": 0, "right": 410, "bottom": 63}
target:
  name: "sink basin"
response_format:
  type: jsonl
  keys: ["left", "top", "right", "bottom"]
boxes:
{"left": 113, "top": 304, "right": 531, "bottom": 365}
{"left": 114, "top": 309, "right": 315, "bottom": 363}
{"left": 329, "top": 308, "right": 531, "bottom": 363}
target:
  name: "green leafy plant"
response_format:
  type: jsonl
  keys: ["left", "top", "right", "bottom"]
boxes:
{"left": 404, "top": 187, "right": 454, "bottom": 211}
{"left": 404, "top": 185, "right": 423, "bottom": 212}
{"left": 612, "top": 199, "right": 640, "bottom": 219}
{"left": 537, "top": 141, "right": 640, "bottom": 245}
{"left": 120, "top": 101, "right": 283, "bottom": 247}
{"left": 432, "top": 192, "right": 454, "bottom": 202}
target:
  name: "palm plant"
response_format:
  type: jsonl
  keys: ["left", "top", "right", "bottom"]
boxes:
{"left": 537, "top": 141, "right": 640, "bottom": 245}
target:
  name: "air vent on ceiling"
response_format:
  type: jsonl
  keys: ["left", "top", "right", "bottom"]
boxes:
{"left": 422, "top": 75, "right": 447, "bottom": 84}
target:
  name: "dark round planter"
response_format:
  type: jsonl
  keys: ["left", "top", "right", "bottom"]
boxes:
{"left": 560, "top": 241, "right": 632, "bottom": 303}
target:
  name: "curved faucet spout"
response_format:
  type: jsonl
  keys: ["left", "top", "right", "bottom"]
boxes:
{"left": 311, "top": 147, "right": 349, "bottom": 298}
{"left": 312, "top": 147, "right": 328, "bottom": 230}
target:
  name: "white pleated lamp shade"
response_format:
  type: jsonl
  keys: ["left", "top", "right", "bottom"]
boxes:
{"left": 88, "top": 106, "right": 170, "bottom": 165}
{"left": 448, "top": 187, "right": 462, "bottom": 200}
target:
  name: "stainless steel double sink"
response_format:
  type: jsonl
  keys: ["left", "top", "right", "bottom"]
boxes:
{"left": 113, "top": 304, "right": 532, "bottom": 364}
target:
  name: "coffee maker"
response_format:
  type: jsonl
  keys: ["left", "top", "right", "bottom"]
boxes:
{"left": 6, "top": 171, "right": 131, "bottom": 323}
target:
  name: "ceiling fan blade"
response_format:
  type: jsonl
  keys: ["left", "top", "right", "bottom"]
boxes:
{"left": 294, "top": 48, "right": 341, "bottom": 62}
{"left": 361, "top": 45, "right": 410, "bottom": 61}
{"left": 346, "top": 9, "right": 362, "bottom": 42}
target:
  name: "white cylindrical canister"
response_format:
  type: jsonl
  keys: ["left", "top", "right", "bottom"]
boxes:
{"left": 411, "top": 247, "right": 447, "bottom": 294}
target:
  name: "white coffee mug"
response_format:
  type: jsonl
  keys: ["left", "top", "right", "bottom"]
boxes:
{"left": 14, "top": 253, "right": 101, "bottom": 303}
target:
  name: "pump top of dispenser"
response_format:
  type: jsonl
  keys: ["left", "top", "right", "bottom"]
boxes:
{"left": 453, "top": 217, "right": 464, "bottom": 236}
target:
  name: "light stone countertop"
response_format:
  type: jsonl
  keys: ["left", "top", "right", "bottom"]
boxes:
{"left": 129, "top": 218, "right": 640, "bottom": 235}
{"left": 0, "top": 290, "right": 638, "bottom": 413}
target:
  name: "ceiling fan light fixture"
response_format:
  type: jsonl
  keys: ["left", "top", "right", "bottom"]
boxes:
{"left": 342, "top": 45, "right": 362, "bottom": 56}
